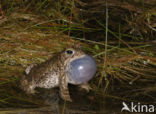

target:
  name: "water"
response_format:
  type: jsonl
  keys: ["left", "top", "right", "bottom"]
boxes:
{"left": 0, "top": 84, "right": 121, "bottom": 114}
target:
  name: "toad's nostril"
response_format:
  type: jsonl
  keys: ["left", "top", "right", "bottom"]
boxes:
{"left": 66, "top": 55, "right": 96, "bottom": 84}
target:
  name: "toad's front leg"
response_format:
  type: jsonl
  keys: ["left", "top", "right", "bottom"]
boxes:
{"left": 59, "top": 72, "right": 72, "bottom": 102}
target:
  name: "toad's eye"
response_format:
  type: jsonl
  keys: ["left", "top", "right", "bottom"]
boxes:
{"left": 65, "top": 49, "right": 74, "bottom": 55}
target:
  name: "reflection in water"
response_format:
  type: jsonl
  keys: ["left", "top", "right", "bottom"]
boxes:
{"left": 0, "top": 85, "right": 120, "bottom": 113}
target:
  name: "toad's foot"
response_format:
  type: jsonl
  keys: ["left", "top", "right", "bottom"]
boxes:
{"left": 60, "top": 88, "right": 72, "bottom": 102}
{"left": 23, "top": 85, "right": 37, "bottom": 95}
{"left": 79, "top": 83, "right": 92, "bottom": 92}
{"left": 20, "top": 79, "right": 37, "bottom": 95}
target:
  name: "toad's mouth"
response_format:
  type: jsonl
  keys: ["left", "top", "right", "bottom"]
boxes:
{"left": 66, "top": 55, "right": 96, "bottom": 85}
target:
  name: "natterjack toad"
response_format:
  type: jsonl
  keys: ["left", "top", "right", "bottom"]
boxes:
{"left": 19, "top": 47, "right": 96, "bottom": 102}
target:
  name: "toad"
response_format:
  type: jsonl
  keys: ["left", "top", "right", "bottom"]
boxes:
{"left": 19, "top": 47, "right": 96, "bottom": 102}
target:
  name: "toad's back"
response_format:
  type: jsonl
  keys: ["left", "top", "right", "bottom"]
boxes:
{"left": 29, "top": 55, "right": 62, "bottom": 88}
{"left": 20, "top": 54, "right": 63, "bottom": 94}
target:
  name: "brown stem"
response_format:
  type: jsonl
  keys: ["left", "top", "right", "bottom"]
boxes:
{"left": 0, "top": 4, "right": 4, "bottom": 19}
